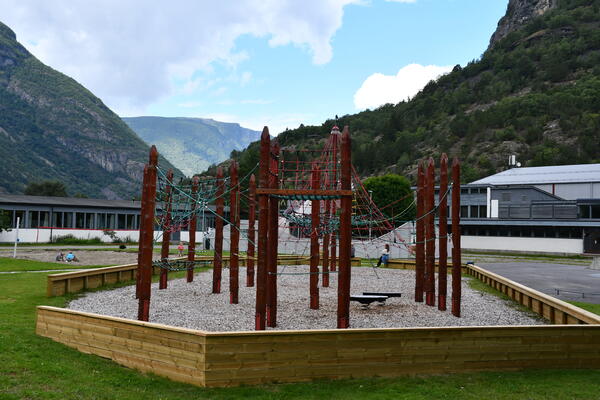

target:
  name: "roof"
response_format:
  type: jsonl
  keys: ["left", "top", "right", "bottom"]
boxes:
{"left": 0, "top": 194, "right": 141, "bottom": 209}
{"left": 471, "top": 163, "right": 600, "bottom": 186}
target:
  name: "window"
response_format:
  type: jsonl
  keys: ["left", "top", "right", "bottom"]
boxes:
{"left": 460, "top": 206, "right": 469, "bottom": 218}
{"left": 76, "top": 213, "right": 85, "bottom": 229}
{"left": 29, "top": 211, "right": 39, "bottom": 228}
{"left": 592, "top": 205, "right": 600, "bottom": 219}
{"left": 480, "top": 205, "right": 487, "bottom": 218}
{"left": 51, "top": 212, "right": 63, "bottom": 228}
{"left": 470, "top": 205, "right": 479, "bottom": 218}
{"left": 65, "top": 213, "right": 73, "bottom": 228}
{"left": 108, "top": 214, "right": 116, "bottom": 229}
{"left": 97, "top": 213, "right": 107, "bottom": 229}
{"left": 580, "top": 205, "right": 591, "bottom": 218}
{"left": 126, "top": 214, "right": 135, "bottom": 229}
{"left": 461, "top": 188, "right": 469, "bottom": 195}
{"left": 86, "top": 213, "right": 95, "bottom": 229}
{"left": 117, "top": 214, "right": 126, "bottom": 229}
{"left": 14, "top": 210, "right": 24, "bottom": 228}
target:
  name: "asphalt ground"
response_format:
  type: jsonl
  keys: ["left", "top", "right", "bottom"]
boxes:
{"left": 467, "top": 256, "right": 600, "bottom": 305}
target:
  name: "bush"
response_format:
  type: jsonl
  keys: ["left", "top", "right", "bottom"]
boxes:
{"left": 52, "top": 234, "right": 103, "bottom": 245}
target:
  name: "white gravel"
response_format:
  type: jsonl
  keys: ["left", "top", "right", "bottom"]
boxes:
{"left": 67, "top": 266, "right": 546, "bottom": 331}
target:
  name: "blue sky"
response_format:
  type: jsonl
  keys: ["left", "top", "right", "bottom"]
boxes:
{"left": 2, "top": 0, "right": 507, "bottom": 134}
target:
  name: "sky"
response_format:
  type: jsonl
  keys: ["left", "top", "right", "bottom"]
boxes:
{"left": 1, "top": 0, "right": 508, "bottom": 135}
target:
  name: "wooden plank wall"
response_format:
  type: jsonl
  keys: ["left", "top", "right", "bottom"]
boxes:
{"left": 36, "top": 306, "right": 600, "bottom": 388}
{"left": 47, "top": 255, "right": 312, "bottom": 297}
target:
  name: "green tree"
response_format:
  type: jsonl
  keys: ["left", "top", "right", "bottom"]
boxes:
{"left": 362, "top": 174, "right": 415, "bottom": 223}
{"left": 0, "top": 209, "right": 11, "bottom": 232}
{"left": 24, "top": 180, "right": 68, "bottom": 197}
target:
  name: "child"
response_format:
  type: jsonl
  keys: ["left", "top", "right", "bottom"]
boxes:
{"left": 376, "top": 244, "right": 390, "bottom": 267}
{"left": 177, "top": 242, "right": 184, "bottom": 257}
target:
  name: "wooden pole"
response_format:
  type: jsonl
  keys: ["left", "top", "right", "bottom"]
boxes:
{"left": 415, "top": 160, "right": 425, "bottom": 303}
{"left": 330, "top": 201, "right": 337, "bottom": 272}
{"left": 212, "top": 167, "right": 224, "bottom": 294}
{"left": 310, "top": 163, "right": 321, "bottom": 310}
{"left": 267, "top": 141, "right": 279, "bottom": 327}
{"left": 247, "top": 174, "right": 256, "bottom": 287}
{"left": 438, "top": 154, "right": 448, "bottom": 310}
{"left": 136, "top": 165, "right": 148, "bottom": 300}
{"left": 322, "top": 197, "right": 330, "bottom": 288}
{"left": 137, "top": 146, "right": 158, "bottom": 321}
{"left": 451, "top": 157, "right": 462, "bottom": 317}
{"left": 187, "top": 176, "right": 199, "bottom": 283}
{"left": 229, "top": 161, "right": 240, "bottom": 304}
{"left": 159, "top": 169, "right": 173, "bottom": 289}
{"left": 255, "top": 127, "right": 270, "bottom": 330}
{"left": 337, "top": 126, "right": 352, "bottom": 329}
{"left": 425, "top": 157, "right": 436, "bottom": 306}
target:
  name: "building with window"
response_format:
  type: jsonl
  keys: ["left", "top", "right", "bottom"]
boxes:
{"left": 455, "top": 163, "right": 600, "bottom": 254}
{"left": 0, "top": 194, "right": 224, "bottom": 243}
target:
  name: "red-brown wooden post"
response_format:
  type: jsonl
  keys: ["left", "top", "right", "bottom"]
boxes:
{"left": 159, "top": 169, "right": 174, "bottom": 289}
{"left": 330, "top": 129, "right": 338, "bottom": 273}
{"left": 137, "top": 146, "right": 158, "bottom": 321}
{"left": 451, "top": 157, "right": 462, "bottom": 317}
{"left": 425, "top": 157, "right": 436, "bottom": 306}
{"left": 247, "top": 174, "right": 256, "bottom": 287}
{"left": 438, "top": 154, "right": 448, "bottom": 310}
{"left": 187, "top": 176, "right": 199, "bottom": 283}
{"left": 229, "top": 161, "right": 240, "bottom": 304}
{"left": 255, "top": 127, "right": 270, "bottom": 330}
{"left": 267, "top": 142, "right": 279, "bottom": 327}
{"left": 136, "top": 165, "right": 148, "bottom": 300}
{"left": 212, "top": 167, "right": 224, "bottom": 294}
{"left": 415, "top": 160, "right": 425, "bottom": 302}
{"left": 322, "top": 197, "right": 330, "bottom": 288}
{"left": 310, "top": 163, "right": 321, "bottom": 310}
{"left": 337, "top": 126, "right": 352, "bottom": 329}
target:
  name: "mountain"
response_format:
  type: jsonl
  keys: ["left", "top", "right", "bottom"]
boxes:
{"left": 0, "top": 21, "right": 180, "bottom": 199}
{"left": 122, "top": 117, "right": 260, "bottom": 177}
{"left": 218, "top": 0, "right": 600, "bottom": 184}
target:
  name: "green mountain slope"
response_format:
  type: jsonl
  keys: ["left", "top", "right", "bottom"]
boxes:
{"left": 222, "top": 0, "right": 600, "bottom": 184}
{"left": 123, "top": 116, "right": 260, "bottom": 177}
{"left": 0, "top": 21, "right": 180, "bottom": 199}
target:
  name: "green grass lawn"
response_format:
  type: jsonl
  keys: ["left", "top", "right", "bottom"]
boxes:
{"left": 568, "top": 301, "right": 600, "bottom": 316}
{"left": 0, "top": 257, "right": 109, "bottom": 273}
{"left": 1, "top": 271, "right": 600, "bottom": 399}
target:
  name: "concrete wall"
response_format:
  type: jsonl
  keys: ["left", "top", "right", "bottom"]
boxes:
{"left": 462, "top": 235, "right": 583, "bottom": 254}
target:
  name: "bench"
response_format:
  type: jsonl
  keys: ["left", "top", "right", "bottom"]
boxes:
{"left": 350, "top": 295, "right": 388, "bottom": 309}
{"left": 363, "top": 292, "right": 402, "bottom": 298}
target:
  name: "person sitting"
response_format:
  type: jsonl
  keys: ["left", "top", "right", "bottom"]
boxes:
{"left": 55, "top": 251, "right": 65, "bottom": 262}
{"left": 376, "top": 244, "right": 390, "bottom": 267}
{"left": 65, "top": 251, "right": 79, "bottom": 262}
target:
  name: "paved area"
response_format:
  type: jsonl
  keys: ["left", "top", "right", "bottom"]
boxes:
{"left": 470, "top": 257, "right": 600, "bottom": 304}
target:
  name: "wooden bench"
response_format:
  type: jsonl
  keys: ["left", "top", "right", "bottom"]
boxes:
{"left": 363, "top": 292, "right": 402, "bottom": 298}
{"left": 350, "top": 295, "right": 388, "bottom": 309}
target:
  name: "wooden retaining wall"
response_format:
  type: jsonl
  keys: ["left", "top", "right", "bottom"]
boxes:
{"left": 466, "top": 264, "right": 600, "bottom": 325}
{"left": 36, "top": 306, "right": 600, "bottom": 388}
{"left": 46, "top": 254, "right": 315, "bottom": 297}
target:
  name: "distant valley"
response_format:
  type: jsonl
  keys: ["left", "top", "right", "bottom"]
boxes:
{"left": 123, "top": 117, "right": 260, "bottom": 177}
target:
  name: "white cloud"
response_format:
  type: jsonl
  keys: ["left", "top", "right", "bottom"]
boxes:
{"left": 1, "top": 0, "right": 358, "bottom": 114}
{"left": 202, "top": 112, "right": 315, "bottom": 136}
{"left": 353, "top": 63, "right": 453, "bottom": 110}
{"left": 386, "top": 0, "right": 417, "bottom": 3}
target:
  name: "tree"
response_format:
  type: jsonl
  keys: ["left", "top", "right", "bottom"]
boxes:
{"left": 24, "top": 180, "right": 68, "bottom": 197}
{"left": 0, "top": 209, "right": 11, "bottom": 232}
{"left": 362, "top": 174, "right": 415, "bottom": 223}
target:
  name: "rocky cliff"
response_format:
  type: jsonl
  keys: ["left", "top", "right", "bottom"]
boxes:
{"left": 489, "top": 0, "right": 557, "bottom": 47}
{"left": 0, "top": 21, "right": 180, "bottom": 199}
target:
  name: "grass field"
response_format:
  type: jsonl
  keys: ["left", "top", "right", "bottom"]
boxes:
{"left": 1, "top": 268, "right": 600, "bottom": 399}
{"left": 0, "top": 257, "right": 109, "bottom": 273}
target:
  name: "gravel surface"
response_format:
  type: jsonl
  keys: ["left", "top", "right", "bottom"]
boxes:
{"left": 68, "top": 266, "right": 546, "bottom": 331}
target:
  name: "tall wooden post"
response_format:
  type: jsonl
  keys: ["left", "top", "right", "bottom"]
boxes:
{"left": 322, "top": 197, "right": 331, "bottom": 288}
{"left": 247, "top": 174, "right": 256, "bottom": 287}
{"left": 212, "top": 167, "right": 224, "bottom": 294}
{"left": 267, "top": 142, "right": 279, "bottom": 327}
{"left": 310, "top": 164, "right": 321, "bottom": 310}
{"left": 187, "top": 176, "right": 199, "bottom": 283}
{"left": 159, "top": 169, "right": 174, "bottom": 289}
{"left": 229, "top": 161, "right": 240, "bottom": 304}
{"left": 451, "top": 158, "right": 462, "bottom": 317}
{"left": 438, "top": 154, "right": 448, "bottom": 310}
{"left": 337, "top": 126, "right": 352, "bottom": 329}
{"left": 255, "top": 127, "right": 270, "bottom": 330}
{"left": 415, "top": 160, "right": 425, "bottom": 303}
{"left": 137, "top": 146, "right": 158, "bottom": 322}
{"left": 330, "top": 201, "right": 337, "bottom": 272}
{"left": 425, "top": 158, "right": 436, "bottom": 306}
